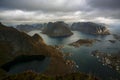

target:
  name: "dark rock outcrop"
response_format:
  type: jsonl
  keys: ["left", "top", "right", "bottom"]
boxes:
{"left": 42, "top": 21, "right": 73, "bottom": 37}
{"left": 108, "top": 40, "right": 116, "bottom": 43}
{"left": 71, "top": 22, "right": 110, "bottom": 35}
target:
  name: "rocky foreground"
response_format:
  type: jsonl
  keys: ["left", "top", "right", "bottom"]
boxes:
{"left": 71, "top": 22, "right": 110, "bottom": 35}
{"left": 42, "top": 21, "right": 73, "bottom": 37}
{"left": 2, "top": 71, "right": 98, "bottom": 80}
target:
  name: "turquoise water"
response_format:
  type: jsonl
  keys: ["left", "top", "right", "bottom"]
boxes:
{"left": 28, "top": 26, "right": 120, "bottom": 80}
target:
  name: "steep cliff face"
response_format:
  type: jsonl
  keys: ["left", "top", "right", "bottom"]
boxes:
{"left": 71, "top": 22, "right": 110, "bottom": 35}
{"left": 42, "top": 21, "right": 73, "bottom": 37}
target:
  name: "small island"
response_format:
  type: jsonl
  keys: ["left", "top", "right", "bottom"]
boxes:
{"left": 108, "top": 40, "right": 116, "bottom": 43}
{"left": 69, "top": 39, "right": 99, "bottom": 47}
{"left": 113, "top": 34, "right": 120, "bottom": 41}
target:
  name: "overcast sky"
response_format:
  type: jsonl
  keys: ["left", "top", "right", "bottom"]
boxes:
{"left": 0, "top": 0, "right": 120, "bottom": 25}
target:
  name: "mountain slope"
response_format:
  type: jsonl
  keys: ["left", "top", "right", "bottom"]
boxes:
{"left": 0, "top": 22, "right": 71, "bottom": 76}
{"left": 0, "top": 22, "right": 61, "bottom": 56}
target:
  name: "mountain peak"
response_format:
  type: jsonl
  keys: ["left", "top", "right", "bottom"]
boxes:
{"left": 42, "top": 21, "right": 73, "bottom": 37}
{"left": 32, "top": 34, "right": 44, "bottom": 43}
{"left": 0, "top": 22, "right": 4, "bottom": 28}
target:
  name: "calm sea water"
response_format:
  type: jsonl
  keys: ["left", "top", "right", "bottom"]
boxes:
{"left": 28, "top": 25, "right": 120, "bottom": 80}
{"left": 8, "top": 57, "right": 50, "bottom": 74}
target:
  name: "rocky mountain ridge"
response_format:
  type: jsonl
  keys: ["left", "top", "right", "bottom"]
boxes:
{"left": 71, "top": 22, "right": 110, "bottom": 35}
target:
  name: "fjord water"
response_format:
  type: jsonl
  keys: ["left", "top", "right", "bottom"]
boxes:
{"left": 28, "top": 25, "right": 120, "bottom": 80}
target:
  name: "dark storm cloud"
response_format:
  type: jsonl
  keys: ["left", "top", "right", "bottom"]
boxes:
{"left": 0, "top": 0, "right": 90, "bottom": 12}
{"left": 88, "top": 0, "right": 120, "bottom": 10}
{"left": 86, "top": 0, "right": 120, "bottom": 19}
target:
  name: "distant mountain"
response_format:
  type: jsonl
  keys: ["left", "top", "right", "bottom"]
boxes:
{"left": 16, "top": 24, "right": 44, "bottom": 32}
{"left": 42, "top": 21, "right": 73, "bottom": 37}
{"left": 71, "top": 22, "right": 110, "bottom": 35}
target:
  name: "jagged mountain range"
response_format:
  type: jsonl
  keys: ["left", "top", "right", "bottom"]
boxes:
{"left": 71, "top": 22, "right": 110, "bottom": 35}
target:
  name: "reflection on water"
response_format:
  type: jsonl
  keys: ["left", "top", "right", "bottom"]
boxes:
{"left": 28, "top": 26, "right": 120, "bottom": 80}
{"left": 8, "top": 57, "right": 50, "bottom": 74}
